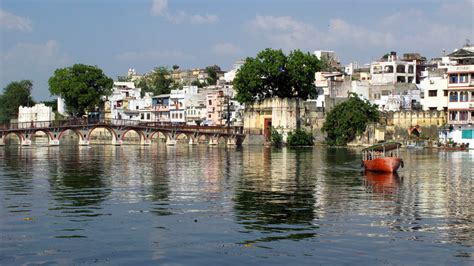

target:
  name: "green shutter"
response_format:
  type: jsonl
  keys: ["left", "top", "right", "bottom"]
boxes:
{"left": 462, "top": 130, "right": 473, "bottom": 139}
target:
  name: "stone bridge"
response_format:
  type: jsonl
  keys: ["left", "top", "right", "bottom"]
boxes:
{"left": 0, "top": 119, "right": 245, "bottom": 146}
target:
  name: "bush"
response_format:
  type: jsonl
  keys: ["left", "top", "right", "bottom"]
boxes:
{"left": 287, "top": 129, "right": 314, "bottom": 146}
{"left": 270, "top": 127, "right": 283, "bottom": 146}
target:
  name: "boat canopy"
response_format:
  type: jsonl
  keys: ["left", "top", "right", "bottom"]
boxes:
{"left": 362, "top": 142, "right": 402, "bottom": 152}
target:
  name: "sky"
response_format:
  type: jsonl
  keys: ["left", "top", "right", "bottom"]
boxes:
{"left": 1, "top": 0, "right": 473, "bottom": 101}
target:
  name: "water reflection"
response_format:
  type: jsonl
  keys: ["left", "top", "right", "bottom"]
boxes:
{"left": 234, "top": 147, "right": 319, "bottom": 245}
{"left": 363, "top": 171, "right": 400, "bottom": 196}
{"left": 47, "top": 147, "right": 111, "bottom": 238}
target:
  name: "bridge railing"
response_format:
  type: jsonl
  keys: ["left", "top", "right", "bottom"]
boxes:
{"left": 1, "top": 118, "right": 244, "bottom": 135}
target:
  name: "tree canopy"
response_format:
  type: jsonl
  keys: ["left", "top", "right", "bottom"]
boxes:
{"left": 48, "top": 64, "right": 113, "bottom": 117}
{"left": 0, "top": 80, "right": 35, "bottom": 123}
{"left": 322, "top": 94, "right": 380, "bottom": 146}
{"left": 136, "top": 66, "right": 176, "bottom": 97}
{"left": 205, "top": 65, "right": 221, "bottom": 85}
{"left": 233, "top": 48, "right": 322, "bottom": 104}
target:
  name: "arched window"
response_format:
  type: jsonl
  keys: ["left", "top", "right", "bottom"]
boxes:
{"left": 460, "top": 91, "right": 469, "bottom": 102}
{"left": 449, "top": 111, "right": 458, "bottom": 121}
{"left": 449, "top": 91, "right": 458, "bottom": 102}
{"left": 396, "top": 65, "right": 405, "bottom": 73}
{"left": 408, "top": 65, "right": 414, "bottom": 73}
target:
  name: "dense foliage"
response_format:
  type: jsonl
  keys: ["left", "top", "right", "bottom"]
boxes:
{"left": 322, "top": 94, "right": 379, "bottom": 146}
{"left": 287, "top": 129, "right": 314, "bottom": 146}
{"left": 0, "top": 80, "right": 35, "bottom": 123}
{"left": 233, "top": 48, "right": 322, "bottom": 104}
{"left": 49, "top": 64, "right": 113, "bottom": 117}
{"left": 205, "top": 65, "right": 221, "bottom": 85}
{"left": 270, "top": 127, "right": 283, "bottom": 146}
{"left": 136, "top": 67, "right": 177, "bottom": 97}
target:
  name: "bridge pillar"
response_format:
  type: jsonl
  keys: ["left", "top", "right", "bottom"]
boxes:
{"left": 188, "top": 137, "right": 197, "bottom": 145}
{"left": 49, "top": 139, "right": 60, "bottom": 146}
{"left": 227, "top": 137, "right": 237, "bottom": 146}
{"left": 208, "top": 136, "right": 219, "bottom": 146}
{"left": 112, "top": 137, "right": 122, "bottom": 146}
{"left": 166, "top": 135, "right": 177, "bottom": 146}
{"left": 79, "top": 139, "right": 90, "bottom": 146}
{"left": 21, "top": 139, "right": 32, "bottom": 146}
{"left": 141, "top": 138, "right": 151, "bottom": 146}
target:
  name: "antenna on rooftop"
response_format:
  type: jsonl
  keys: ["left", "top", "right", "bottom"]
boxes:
{"left": 465, "top": 39, "right": 471, "bottom": 47}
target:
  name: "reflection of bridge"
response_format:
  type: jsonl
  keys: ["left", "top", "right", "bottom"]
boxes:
{"left": 0, "top": 119, "right": 245, "bottom": 146}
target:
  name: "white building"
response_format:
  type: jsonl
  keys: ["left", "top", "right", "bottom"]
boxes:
{"left": 169, "top": 86, "right": 204, "bottom": 124}
{"left": 108, "top": 81, "right": 143, "bottom": 121}
{"left": 370, "top": 52, "right": 416, "bottom": 85}
{"left": 224, "top": 60, "right": 244, "bottom": 83}
{"left": 419, "top": 69, "right": 448, "bottom": 111}
{"left": 18, "top": 103, "right": 55, "bottom": 128}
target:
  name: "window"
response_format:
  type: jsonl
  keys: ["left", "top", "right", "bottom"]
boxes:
{"left": 449, "top": 111, "right": 458, "bottom": 121}
{"left": 449, "top": 91, "right": 458, "bottom": 102}
{"left": 408, "top": 77, "right": 414, "bottom": 83}
{"left": 136, "top": 106, "right": 139, "bottom": 110}
{"left": 460, "top": 91, "right": 469, "bottom": 102}
{"left": 449, "top": 74, "right": 458, "bottom": 83}
{"left": 459, "top": 73, "right": 468, "bottom": 83}
{"left": 397, "top": 76, "right": 406, "bottom": 83}
{"left": 444, "top": 90, "right": 448, "bottom": 97}
{"left": 471, "top": 91, "right": 474, "bottom": 101}
{"left": 408, "top": 65, "right": 414, "bottom": 74}
{"left": 208, "top": 100, "right": 212, "bottom": 105}
{"left": 428, "top": 90, "right": 437, "bottom": 97}
{"left": 396, "top": 65, "right": 405, "bottom": 73}
{"left": 147, "top": 113, "right": 150, "bottom": 120}
{"left": 460, "top": 111, "right": 468, "bottom": 121}
{"left": 140, "top": 113, "right": 144, "bottom": 119}
{"left": 384, "top": 66, "right": 394, "bottom": 73}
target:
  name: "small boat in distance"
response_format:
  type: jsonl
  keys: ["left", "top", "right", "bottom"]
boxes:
{"left": 362, "top": 142, "right": 404, "bottom": 173}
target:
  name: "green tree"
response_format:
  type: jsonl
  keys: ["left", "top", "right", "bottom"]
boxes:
{"left": 234, "top": 48, "right": 321, "bottom": 104}
{"left": 136, "top": 66, "right": 174, "bottom": 97}
{"left": 322, "top": 94, "right": 379, "bottom": 146}
{"left": 48, "top": 64, "right": 113, "bottom": 117}
{"left": 0, "top": 80, "right": 35, "bottom": 123}
{"left": 205, "top": 65, "right": 221, "bottom": 85}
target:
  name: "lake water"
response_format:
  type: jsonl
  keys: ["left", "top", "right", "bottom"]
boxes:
{"left": 0, "top": 144, "right": 472, "bottom": 265}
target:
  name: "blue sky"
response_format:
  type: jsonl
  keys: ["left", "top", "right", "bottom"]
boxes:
{"left": 1, "top": 0, "right": 473, "bottom": 100}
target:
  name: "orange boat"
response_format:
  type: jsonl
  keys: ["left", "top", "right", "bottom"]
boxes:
{"left": 361, "top": 142, "right": 404, "bottom": 173}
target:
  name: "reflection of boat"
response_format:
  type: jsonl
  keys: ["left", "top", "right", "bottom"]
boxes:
{"left": 361, "top": 142, "right": 403, "bottom": 173}
{"left": 364, "top": 171, "right": 400, "bottom": 194}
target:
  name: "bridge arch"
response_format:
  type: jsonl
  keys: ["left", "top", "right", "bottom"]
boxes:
{"left": 121, "top": 128, "right": 146, "bottom": 144}
{"left": 58, "top": 128, "right": 83, "bottom": 141}
{"left": 2, "top": 131, "right": 25, "bottom": 145}
{"left": 87, "top": 125, "right": 119, "bottom": 144}
{"left": 150, "top": 130, "right": 168, "bottom": 141}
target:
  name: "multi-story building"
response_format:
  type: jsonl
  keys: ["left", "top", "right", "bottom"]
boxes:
{"left": 438, "top": 44, "right": 474, "bottom": 146}
{"left": 370, "top": 52, "right": 416, "bottom": 85}
{"left": 169, "top": 86, "right": 204, "bottom": 124}
{"left": 152, "top": 94, "right": 170, "bottom": 123}
{"left": 445, "top": 63, "right": 474, "bottom": 146}
{"left": 419, "top": 68, "right": 448, "bottom": 111}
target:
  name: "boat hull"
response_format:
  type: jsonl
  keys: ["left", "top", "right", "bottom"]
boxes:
{"left": 363, "top": 157, "right": 402, "bottom": 173}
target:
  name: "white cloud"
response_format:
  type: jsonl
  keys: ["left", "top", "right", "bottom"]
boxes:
{"left": 190, "top": 14, "right": 219, "bottom": 25}
{"left": 115, "top": 50, "right": 193, "bottom": 61}
{"left": 248, "top": 11, "right": 472, "bottom": 60}
{"left": 0, "top": 40, "right": 70, "bottom": 100}
{"left": 151, "top": 0, "right": 218, "bottom": 24}
{"left": 213, "top": 43, "right": 243, "bottom": 55}
{"left": 0, "top": 9, "right": 32, "bottom": 32}
{"left": 151, "top": 0, "right": 168, "bottom": 16}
